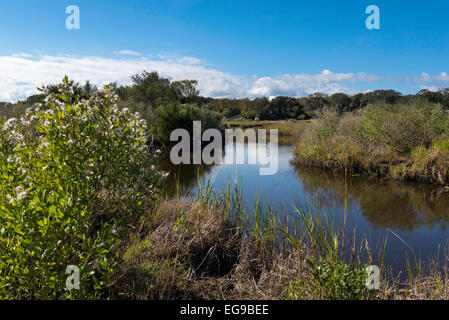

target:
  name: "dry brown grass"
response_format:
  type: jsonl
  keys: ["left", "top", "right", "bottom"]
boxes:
{"left": 110, "top": 199, "right": 240, "bottom": 299}
{"left": 109, "top": 197, "right": 449, "bottom": 300}
{"left": 108, "top": 199, "right": 318, "bottom": 300}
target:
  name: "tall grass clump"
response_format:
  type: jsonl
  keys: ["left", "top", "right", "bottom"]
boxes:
{"left": 0, "top": 77, "right": 164, "bottom": 299}
{"left": 294, "top": 103, "right": 449, "bottom": 184}
{"left": 281, "top": 190, "right": 388, "bottom": 300}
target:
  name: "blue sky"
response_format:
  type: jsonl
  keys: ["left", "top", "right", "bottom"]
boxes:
{"left": 1, "top": 0, "right": 449, "bottom": 101}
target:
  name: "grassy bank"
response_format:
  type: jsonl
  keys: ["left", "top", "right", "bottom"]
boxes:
{"left": 293, "top": 103, "right": 449, "bottom": 185}
{"left": 111, "top": 181, "right": 449, "bottom": 300}
{"left": 225, "top": 119, "right": 310, "bottom": 137}
{"left": 112, "top": 186, "right": 370, "bottom": 299}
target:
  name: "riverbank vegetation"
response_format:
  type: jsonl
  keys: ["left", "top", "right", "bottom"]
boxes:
{"left": 225, "top": 119, "right": 310, "bottom": 138}
{"left": 2, "top": 77, "right": 449, "bottom": 300}
{"left": 294, "top": 103, "right": 449, "bottom": 185}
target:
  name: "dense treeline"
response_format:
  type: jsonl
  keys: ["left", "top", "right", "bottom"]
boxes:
{"left": 2, "top": 71, "right": 449, "bottom": 144}
{"left": 3, "top": 71, "right": 449, "bottom": 122}
{"left": 204, "top": 89, "right": 449, "bottom": 120}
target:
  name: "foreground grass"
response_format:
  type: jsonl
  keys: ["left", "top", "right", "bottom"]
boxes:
{"left": 112, "top": 196, "right": 368, "bottom": 299}
{"left": 294, "top": 104, "right": 449, "bottom": 185}
{"left": 110, "top": 183, "right": 449, "bottom": 300}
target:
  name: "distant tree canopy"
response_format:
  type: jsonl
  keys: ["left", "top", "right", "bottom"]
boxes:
{"left": 115, "top": 71, "right": 203, "bottom": 107}
{"left": 329, "top": 93, "right": 351, "bottom": 114}
{"left": 117, "top": 71, "right": 179, "bottom": 106}
{"left": 260, "top": 96, "right": 305, "bottom": 120}
{"left": 2, "top": 70, "right": 449, "bottom": 126}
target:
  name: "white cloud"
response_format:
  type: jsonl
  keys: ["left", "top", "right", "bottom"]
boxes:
{"left": 248, "top": 70, "right": 380, "bottom": 97}
{"left": 12, "top": 53, "right": 33, "bottom": 58}
{"left": 420, "top": 85, "right": 440, "bottom": 92}
{"left": 1, "top": 52, "right": 449, "bottom": 102}
{"left": 420, "top": 72, "right": 449, "bottom": 82}
{"left": 113, "top": 50, "right": 142, "bottom": 57}
{"left": 0, "top": 53, "right": 247, "bottom": 101}
{"left": 403, "top": 72, "right": 449, "bottom": 83}
{"left": 176, "top": 56, "right": 202, "bottom": 65}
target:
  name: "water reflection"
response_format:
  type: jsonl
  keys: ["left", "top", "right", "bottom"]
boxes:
{"left": 295, "top": 167, "right": 449, "bottom": 231}
{"left": 157, "top": 152, "right": 215, "bottom": 197}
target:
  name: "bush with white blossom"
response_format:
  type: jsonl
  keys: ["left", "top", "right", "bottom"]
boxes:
{"left": 0, "top": 77, "right": 165, "bottom": 299}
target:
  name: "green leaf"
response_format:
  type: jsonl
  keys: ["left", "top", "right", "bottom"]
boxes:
{"left": 58, "top": 94, "right": 68, "bottom": 102}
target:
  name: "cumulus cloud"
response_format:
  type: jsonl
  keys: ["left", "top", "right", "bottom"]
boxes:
{"left": 420, "top": 85, "right": 441, "bottom": 92}
{"left": 417, "top": 72, "right": 449, "bottom": 82}
{"left": 390, "top": 72, "right": 449, "bottom": 85}
{"left": 175, "top": 56, "right": 202, "bottom": 65}
{"left": 1, "top": 52, "right": 449, "bottom": 102}
{"left": 247, "top": 70, "right": 381, "bottom": 97}
{"left": 113, "top": 50, "right": 142, "bottom": 57}
{"left": 0, "top": 53, "right": 247, "bottom": 101}
{"left": 12, "top": 53, "right": 33, "bottom": 58}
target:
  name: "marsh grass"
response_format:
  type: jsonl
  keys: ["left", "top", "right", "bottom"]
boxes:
{"left": 225, "top": 119, "right": 309, "bottom": 139}
{"left": 294, "top": 103, "right": 449, "bottom": 185}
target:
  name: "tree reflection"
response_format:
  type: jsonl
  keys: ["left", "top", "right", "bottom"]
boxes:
{"left": 156, "top": 152, "right": 215, "bottom": 198}
{"left": 294, "top": 166, "right": 449, "bottom": 231}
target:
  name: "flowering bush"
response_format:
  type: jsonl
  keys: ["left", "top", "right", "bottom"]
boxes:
{"left": 0, "top": 77, "right": 164, "bottom": 299}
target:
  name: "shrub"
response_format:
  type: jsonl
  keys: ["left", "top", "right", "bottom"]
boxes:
{"left": 287, "top": 258, "right": 370, "bottom": 300}
{"left": 359, "top": 103, "right": 449, "bottom": 154}
{"left": 312, "top": 108, "right": 339, "bottom": 140}
{"left": 0, "top": 77, "right": 164, "bottom": 299}
{"left": 156, "top": 103, "right": 223, "bottom": 147}
{"left": 295, "top": 102, "right": 449, "bottom": 184}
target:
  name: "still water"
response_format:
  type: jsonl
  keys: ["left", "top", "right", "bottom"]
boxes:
{"left": 158, "top": 140, "right": 449, "bottom": 275}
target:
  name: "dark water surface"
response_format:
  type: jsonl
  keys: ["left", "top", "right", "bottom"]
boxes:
{"left": 158, "top": 140, "right": 449, "bottom": 275}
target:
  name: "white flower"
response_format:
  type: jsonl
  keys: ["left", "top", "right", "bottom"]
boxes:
{"left": 6, "top": 195, "right": 14, "bottom": 204}
{"left": 3, "top": 118, "right": 17, "bottom": 131}
{"left": 7, "top": 130, "right": 24, "bottom": 143}
{"left": 15, "top": 186, "right": 29, "bottom": 201}
{"left": 161, "top": 171, "right": 170, "bottom": 179}
{"left": 21, "top": 118, "right": 31, "bottom": 127}
{"left": 25, "top": 107, "right": 33, "bottom": 117}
